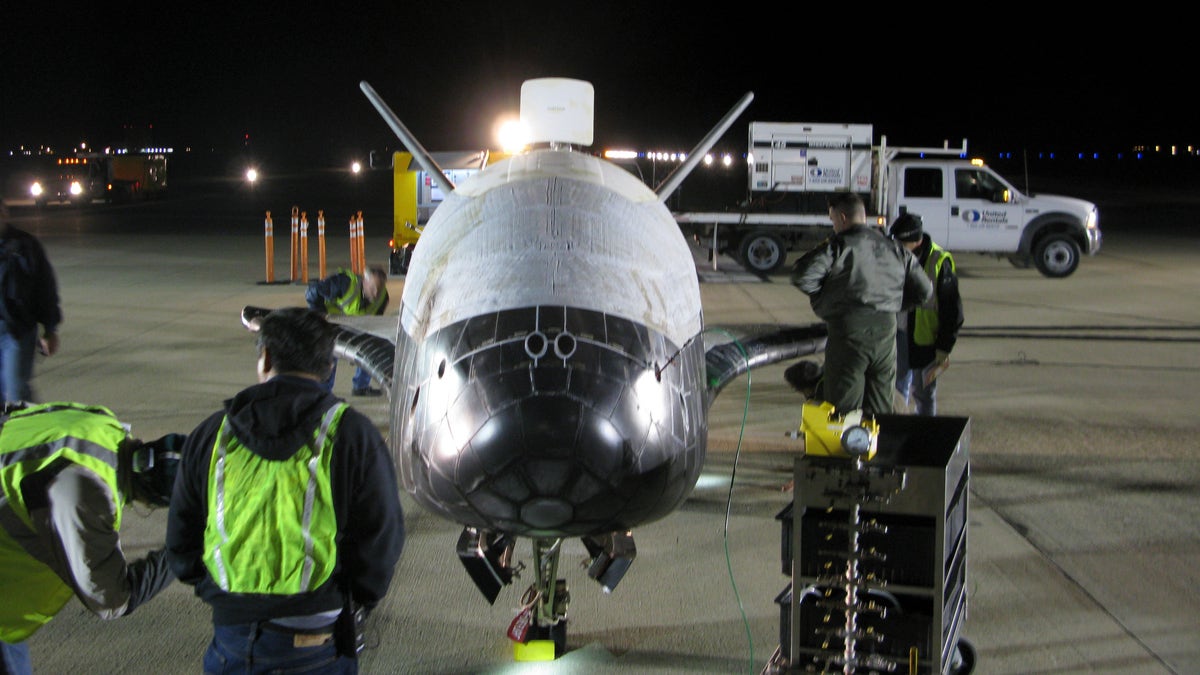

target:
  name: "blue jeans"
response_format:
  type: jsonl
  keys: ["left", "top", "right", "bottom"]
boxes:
{"left": 1, "top": 640, "right": 32, "bottom": 675}
{"left": 322, "top": 360, "right": 372, "bottom": 393}
{"left": 895, "top": 330, "right": 937, "bottom": 416}
{"left": 0, "top": 325, "right": 38, "bottom": 403}
{"left": 204, "top": 622, "right": 356, "bottom": 674}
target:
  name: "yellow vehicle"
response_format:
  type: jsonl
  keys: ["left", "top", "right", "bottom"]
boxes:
{"left": 389, "top": 150, "right": 510, "bottom": 274}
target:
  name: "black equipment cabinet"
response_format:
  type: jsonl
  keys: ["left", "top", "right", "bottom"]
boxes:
{"left": 771, "top": 414, "right": 970, "bottom": 674}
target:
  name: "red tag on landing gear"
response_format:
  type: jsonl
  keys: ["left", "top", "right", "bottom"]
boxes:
{"left": 507, "top": 605, "right": 533, "bottom": 643}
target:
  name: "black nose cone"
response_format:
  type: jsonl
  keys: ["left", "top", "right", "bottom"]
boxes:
{"left": 394, "top": 306, "right": 708, "bottom": 538}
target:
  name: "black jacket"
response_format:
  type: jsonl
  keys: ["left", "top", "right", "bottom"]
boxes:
{"left": 902, "top": 235, "right": 964, "bottom": 368}
{"left": 0, "top": 223, "right": 62, "bottom": 334}
{"left": 165, "top": 375, "right": 404, "bottom": 625}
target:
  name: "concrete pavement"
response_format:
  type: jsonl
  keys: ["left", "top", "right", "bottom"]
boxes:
{"left": 10, "top": 176, "right": 1197, "bottom": 674}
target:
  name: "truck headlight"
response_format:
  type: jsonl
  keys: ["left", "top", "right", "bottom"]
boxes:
{"left": 30, "top": 182, "right": 43, "bottom": 197}
{"left": 69, "top": 181, "right": 84, "bottom": 196}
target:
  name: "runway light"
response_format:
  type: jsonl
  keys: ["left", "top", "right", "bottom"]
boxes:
{"left": 604, "top": 149, "right": 638, "bottom": 160}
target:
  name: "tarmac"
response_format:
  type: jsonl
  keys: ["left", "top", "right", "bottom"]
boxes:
{"left": 7, "top": 167, "right": 1199, "bottom": 674}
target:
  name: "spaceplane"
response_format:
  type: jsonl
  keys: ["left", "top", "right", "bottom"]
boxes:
{"left": 245, "top": 77, "right": 828, "bottom": 656}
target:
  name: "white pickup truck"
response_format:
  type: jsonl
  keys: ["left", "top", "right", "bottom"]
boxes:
{"left": 674, "top": 121, "right": 1102, "bottom": 277}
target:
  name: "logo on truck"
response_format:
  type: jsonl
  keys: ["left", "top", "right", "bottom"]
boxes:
{"left": 808, "top": 166, "right": 843, "bottom": 186}
{"left": 962, "top": 209, "right": 1009, "bottom": 229}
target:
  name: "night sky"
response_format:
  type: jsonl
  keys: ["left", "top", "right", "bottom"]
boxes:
{"left": 4, "top": 3, "right": 1189, "bottom": 165}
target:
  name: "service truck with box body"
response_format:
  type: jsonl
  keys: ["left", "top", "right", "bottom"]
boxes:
{"left": 28, "top": 151, "right": 167, "bottom": 207}
{"left": 674, "top": 122, "right": 1101, "bottom": 277}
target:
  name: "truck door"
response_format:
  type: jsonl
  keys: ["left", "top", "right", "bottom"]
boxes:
{"left": 948, "top": 167, "right": 1023, "bottom": 251}
{"left": 894, "top": 166, "right": 950, "bottom": 244}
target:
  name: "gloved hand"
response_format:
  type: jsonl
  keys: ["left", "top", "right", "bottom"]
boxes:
{"left": 934, "top": 349, "right": 950, "bottom": 367}
{"left": 125, "top": 548, "right": 176, "bottom": 615}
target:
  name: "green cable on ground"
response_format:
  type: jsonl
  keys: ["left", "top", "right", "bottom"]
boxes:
{"left": 704, "top": 327, "right": 756, "bottom": 674}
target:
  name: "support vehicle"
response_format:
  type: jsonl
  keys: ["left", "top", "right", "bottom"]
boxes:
{"left": 675, "top": 122, "right": 1101, "bottom": 277}
{"left": 387, "top": 150, "right": 509, "bottom": 274}
{"left": 28, "top": 151, "right": 167, "bottom": 207}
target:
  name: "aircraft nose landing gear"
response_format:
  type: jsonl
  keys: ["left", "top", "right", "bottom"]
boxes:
{"left": 510, "top": 538, "right": 570, "bottom": 661}
{"left": 506, "top": 532, "right": 636, "bottom": 661}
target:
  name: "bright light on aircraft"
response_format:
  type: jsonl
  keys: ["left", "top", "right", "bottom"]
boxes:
{"left": 703, "top": 154, "right": 714, "bottom": 166}
{"left": 633, "top": 368, "right": 665, "bottom": 424}
{"left": 497, "top": 117, "right": 528, "bottom": 153}
{"left": 351, "top": 161, "right": 362, "bottom": 174}
{"left": 245, "top": 168, "right": 258, "bottom": 184}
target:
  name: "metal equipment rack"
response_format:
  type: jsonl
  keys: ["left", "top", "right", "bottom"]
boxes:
{"left": 765, "top": 414, "right": 973, "bottom": 674}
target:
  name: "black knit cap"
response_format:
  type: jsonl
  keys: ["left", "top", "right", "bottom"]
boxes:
{"left": 889, "top": 213, "right": 924, "bottom": 242}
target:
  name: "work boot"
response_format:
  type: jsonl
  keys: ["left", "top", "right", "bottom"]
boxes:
{"left": 352, "top": 387, "right": 384, "bottom": 397}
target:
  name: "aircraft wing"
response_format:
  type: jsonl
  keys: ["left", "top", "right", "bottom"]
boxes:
{"left": 325, "top": 319, "right": 828, "bottom": 407}
{"left": 241, "top": 308, "right": 827, "bottom": 407}
{"left": 241, "top": 306, "right": 397, "bottom": 399}
{"left": 703, "top": 323, "right": 828, "bottom": 402}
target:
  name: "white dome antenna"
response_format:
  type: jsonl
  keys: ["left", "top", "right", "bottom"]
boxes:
{"left": 520, "top": 78, "right": 594, "bottom": 148}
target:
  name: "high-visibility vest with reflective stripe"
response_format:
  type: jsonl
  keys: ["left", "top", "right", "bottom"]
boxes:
{"left": 325, "top": 268, "right": 386, "bottom": 316}
{"left": 912, "top": 242, "right": 955, "bottom": 346}
{"left": 203, "top": 402, "right": 347, "bottom": 595}
{"left": 0, "top": 402, "right": 127, "bottom": 642}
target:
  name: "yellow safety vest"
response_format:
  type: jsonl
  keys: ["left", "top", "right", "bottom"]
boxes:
{"left": 203, "top": 402, "right": 347, "bottom": 594}
{"left": 912, "top": 242, "right": 955, "bottom": 346}
{"left": 0, "top": 402, "right": 127, "bottom": 642}
{"left": 325, "top": 269, "right": 387, "bottom": 317}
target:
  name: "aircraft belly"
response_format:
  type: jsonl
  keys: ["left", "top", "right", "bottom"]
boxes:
{"left": 393, "top": 305, "right": 707, "bottom": 538}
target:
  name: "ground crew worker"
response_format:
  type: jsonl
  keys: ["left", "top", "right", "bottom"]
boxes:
{"left": 305, "top": 266, "right": 389, "bottom": 396}
{"left": 0, "top": 401, "right": 180, "bottom": 675}
{"left": 889, "top": 213, "right": 964, "bottom": 415}
{"left": 791, "top": 193, "right": 933, "bottom": 417}
{"left": 166, "top": 307, "right": 404, "bottom": 674}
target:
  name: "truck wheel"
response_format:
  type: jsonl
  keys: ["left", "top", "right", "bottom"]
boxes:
{"left": 738, "top": 232, "right": 786, "bottom": 274}
{"left": 1033, "top": 233, "right": 1080, "bottom": 278}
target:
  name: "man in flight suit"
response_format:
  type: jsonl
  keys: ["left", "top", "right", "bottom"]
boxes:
{"left": 791, "top": 193, "right": 933, "bottom": 417}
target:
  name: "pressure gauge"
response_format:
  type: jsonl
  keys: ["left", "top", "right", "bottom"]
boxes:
{"left": 841, "top": 425, "right": 874, "bottom": 456}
